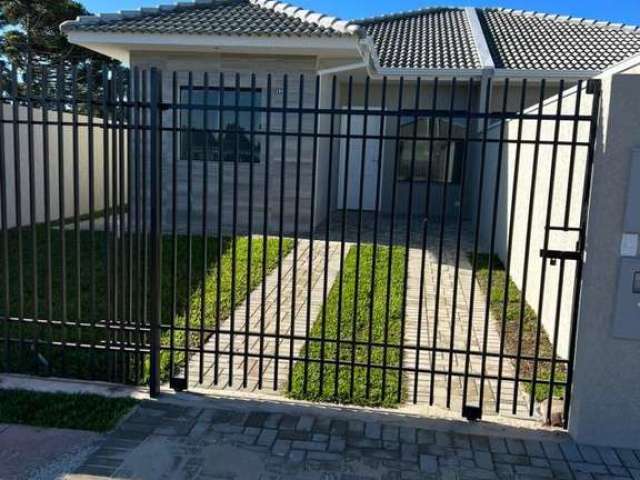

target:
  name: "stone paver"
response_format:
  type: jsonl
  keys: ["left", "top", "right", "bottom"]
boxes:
{"left": 65, "top": 398, "right": 640, "bottom": 480}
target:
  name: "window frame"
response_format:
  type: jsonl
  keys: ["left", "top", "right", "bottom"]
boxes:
{"left": 179, "top": 85, "right": 263, "bottom": 163}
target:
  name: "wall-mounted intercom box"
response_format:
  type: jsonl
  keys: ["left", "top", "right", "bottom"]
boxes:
{"left": 613, "top": 149, "right": 640, "bottom": 340}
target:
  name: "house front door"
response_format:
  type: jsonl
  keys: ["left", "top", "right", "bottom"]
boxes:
{"left": 338, "top": 111, "right": 382, "bottom": 211}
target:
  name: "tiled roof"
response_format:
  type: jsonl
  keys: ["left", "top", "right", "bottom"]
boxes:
{"left": 62, "top": 2, "right": 640, "bottom": 73}
{"left": 479, "top": 9, "right": 640, "bottom": 71}
{"left": 358, "top": 8, "right": 481, "bottom": 70}
{"left": 61, "top": 0, "right": 361, "bottom": 37}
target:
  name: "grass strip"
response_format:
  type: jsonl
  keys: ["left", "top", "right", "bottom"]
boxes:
{"left": 289, "top": 244, "right": 406, "bottom": 407}
{"left": 0, "top": 389, "right": 138, "bottom": 432}
{"left": 0, "top": 225, "right": 292, "bottom": 383}
{"left": 472, "top": 254, "right": 566, "bottom": 402}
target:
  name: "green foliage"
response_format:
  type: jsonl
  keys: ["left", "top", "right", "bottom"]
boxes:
{"left": 289, "top": 244, "right": 406, "bottom": 407}
{"left": 0, "top": 389, "right": 138, "bottom": 432}
{"left": 471, "top": 254, "right": 566, "bottom": 402}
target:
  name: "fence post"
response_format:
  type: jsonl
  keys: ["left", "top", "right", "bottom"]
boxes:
{"left": 149, "top": 67, "right": 163, "bottom": 397}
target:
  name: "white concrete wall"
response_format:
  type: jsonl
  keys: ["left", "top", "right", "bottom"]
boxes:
{"left": 1, "top": 103, "right": 119, "bottom": 229}
{"left": 569, "top": 58, "right": 640, "bottom": 448}
{"left": 475, "top": 84, "right": 593, "bottom": 359}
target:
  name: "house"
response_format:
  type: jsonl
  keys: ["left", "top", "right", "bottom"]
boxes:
{"left": 60, "top": 0, "right": 640, "bottom": 235}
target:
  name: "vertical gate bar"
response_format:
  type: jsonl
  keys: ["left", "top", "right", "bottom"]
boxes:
{"left": 230, "top": 73, "right": 241, "bottom": 387}
{"left": 414, "top": 77, "right": 438, "bottom": 403}
{"left": 125, "top": 67, "right": 135, "bottom": 379}
{"left": 141, "top": 72, "right": 149, "bottom": 344}
{"left": 303, "top": 75, "right": 321, "bottom": 395}
{"left": 529, "top": 80, "right": 565, "bottom": 416}
{"left": 133, "top": 68, "right": 143, "bottom": 379}
{"left": 185, "top": 72, "right": 193, "bottom": 386}
{"left": 199, "top": 72, "right": 210, "bottom": 385}
{"left": 85, "top": 66, "right": 97, "bottom": 376}
{"left": 365, "top": 76, "right": 387, "bottom": 400}
{"left": 512, "top": 80, "right": 547, "bottom": 414}
{"left": 424, "top": 78, "right": 440, "bottom": 404}
{"left": 287, "top": 74, "right": 304, "bottom": 391}
{"left": 495, "top": 79, "right": 528, "bottom": 412}
{"left": 26, "top": 64, "right": 40, "bottom": 370}
{"left": 431, "top": 78, "right": 458, "bottom": 405}
{"left": 244, "top": 73, "right": 257, "bottom": 388}
{"left": 319, "top": 75, "right": 337, "bottom": 396}
{"left": 149, "top": 67, "right": 163, "bottom": 397}
{"left": 169, "top": 70, "right": 178, "bottom": 382}
{"left": 10, "top": 65, "right": 24, "bottom": 364}
{"left": 258, "top": 74, "right": 271, "bottom": 390}
{"left": 133, "top": 69, "right": 141, "bottom": 369}
{"left": 71, "top": 65, "right": 82, "bottom": 351}
{"left": 111, "top": 68, "right": 119, "bottom": 375}
{"left": 273, "top": 74, "right": 288, "bottom": 391}
{"left": 563, "top": 78, "right": 601, "bottom": 427}
{"left": 214, "top": 72, "right": 225, "bottom": 386}
{"left": 446, "top": 78, "right": 475, "bottom": 408}
{"left": 101, "top": 64, "right": 111, "bottom": 377}
{"left": 563, "top": 82, "right": 583, "bottom": 228}
{"left": 478, "top": 79, "right": 510, "bottom": 413}
{"left": 350, "top": 76, "right": 370, "bottom": 399}
{"left": 547, "top": 259, "right": 566, "bottom": 421}
{"left": 335, "top": 76, "right": 353, "bottom": 397}
{"left": 381, "top": 77, "right": 404, "bottom": 400}
{"left": 118, "top": 68, "right": 127, "bottom": 374}
{"left": 461, "top": 77, "right": 492, "bottom": 409}
{"left": 0, "top": 68, "right": 10, "bottom": 371}
{"left": 399, "top": 78, "right": 422, "bottom": 403}
{"left": 41, "top": 66, "right": 54, "bottom": 372}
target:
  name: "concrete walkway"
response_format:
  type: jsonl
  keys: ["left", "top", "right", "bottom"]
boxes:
{"left": 0, "top": 423, "right": 99, "bottom": 480}
{"left": 66, "top": 395, "right": 640, "bottom": 480}
{"left": 189, "top": 238, "right": 347, "bottom": 393}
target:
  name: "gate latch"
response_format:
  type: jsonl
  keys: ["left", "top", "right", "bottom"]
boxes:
{"left": 539, "top": 248, "right": 582, "bottom": 265}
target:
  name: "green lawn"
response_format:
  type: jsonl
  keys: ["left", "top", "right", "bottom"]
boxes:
{"left": 472, "top": 254, "right": 566, "bottom": 402}
{"left": 289, "top": 244, "right": 406, "bottom": 407}
{"left": 0, "top": 224, "right": 292, "bottom": 383}
{"left": 0, "top": 389, "right": 138, "bottom": 432}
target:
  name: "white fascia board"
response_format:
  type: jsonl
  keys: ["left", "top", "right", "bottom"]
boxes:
{"left": 66, "top": 31, "right": 360, "bottom": 59}
{"left": 492, "top": 68, "right": 601, "bottom": 80}
{"left": 317, "top": 62, "right": 367, "bottom": 76}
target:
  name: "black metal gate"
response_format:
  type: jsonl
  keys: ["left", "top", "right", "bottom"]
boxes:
{"left": 0, "top": 63, "right": 601, "bottom": 425}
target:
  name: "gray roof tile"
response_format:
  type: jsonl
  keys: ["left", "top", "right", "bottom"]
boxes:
{"left": 478, "top": 8, "right": 640, "bottom": 71}
{"left": 359, "top": 8, "right": 481, "bottom": 70}
{"left": 62, "top": 0, "right": 360, "bottom": 37}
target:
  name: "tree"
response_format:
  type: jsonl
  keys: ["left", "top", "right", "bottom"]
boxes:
{"left": 0, "top": 0, "right": 121, "bottom": 105}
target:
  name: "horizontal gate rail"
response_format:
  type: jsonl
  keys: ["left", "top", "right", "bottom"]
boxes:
{"left": 0, "top": 61, "right": 601, "bottom": 426}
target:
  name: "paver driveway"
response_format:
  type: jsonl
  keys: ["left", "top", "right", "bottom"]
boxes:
{"left": 185, "top": 213, "right": 530, "bottom": 417}
{"left": 67, "top": 396, "right": 640, "bottom": 480}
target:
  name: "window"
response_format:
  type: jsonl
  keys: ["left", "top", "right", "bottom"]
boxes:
{"left": 180, "top": 86, "right": 262, "bottom": 163}
{"left": 397, "top": 117, "right": 465, "bottom": 183}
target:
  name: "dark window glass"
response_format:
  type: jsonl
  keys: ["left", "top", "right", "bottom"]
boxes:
{"left": 398, "top": 117, "right": 465, "bottom": 184}
{"left": 180, "top": 87, "right": 262, "bottom": 162}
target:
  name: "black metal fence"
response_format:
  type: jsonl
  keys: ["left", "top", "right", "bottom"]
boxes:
{"left": 0, "top": 62, "right": 601, "bottom": 425}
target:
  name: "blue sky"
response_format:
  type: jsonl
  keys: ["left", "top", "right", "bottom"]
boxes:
{"left": 82, "top": 0, "right": 640, "bottom": 25}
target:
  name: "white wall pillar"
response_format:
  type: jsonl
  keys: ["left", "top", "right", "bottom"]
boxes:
{"left": 569, "top": 63, "right": 640, "bottom": 448}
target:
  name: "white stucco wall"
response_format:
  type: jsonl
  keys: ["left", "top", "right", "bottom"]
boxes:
{"left": 476, "top": 84, "right": 593, "bottom": 358}
{"left": 1, "top": 103, "right": 119, "bottom": 229}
